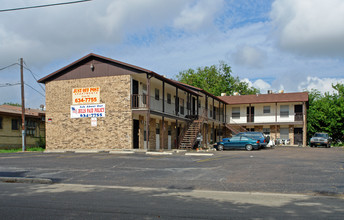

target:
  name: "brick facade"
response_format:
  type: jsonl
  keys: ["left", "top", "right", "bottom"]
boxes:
{"left": 45, "top": 75, "right": 132, "bottom": 150}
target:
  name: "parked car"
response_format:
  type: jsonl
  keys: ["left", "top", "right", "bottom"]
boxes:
{"left": 310, "top": 133, "right": 332, "bottom": 148}
{"left": 214, "top": 136, "right": 260, "bottom": 151}
{"left": 235, "top": 132, "right": 268, "bottom": 148}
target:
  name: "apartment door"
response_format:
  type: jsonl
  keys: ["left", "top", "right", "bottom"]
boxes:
{"left": 132, "top": 80, "right": 139, "bottom": 108}
{"left": 156, "top": 123, "right": 160, "bottom": 151}
{"left": 168, "top": 125, "right": 172, "bottom": 150}
{"left": 192, "top": 97, "right": 196, "bottom": 115}
{"left": 133, "top": 120, "right": 139, "bottom": 149}
{"left": 294, "top": 128, "right": 303, "bottom": 145}
{"left": 294, "top": 105, "right": 303, "bottom": 121}
{"left": 247, "top": 106, "right": 254, "bottom": 122}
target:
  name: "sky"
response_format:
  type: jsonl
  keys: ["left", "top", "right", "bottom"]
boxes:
{"left": 0, "top": 0, "right": 344, "bottom": 108}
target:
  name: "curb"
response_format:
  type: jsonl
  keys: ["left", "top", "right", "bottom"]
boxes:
{"left": 146, "top": 152, "right": 173, "bottom": 155}
{"left": 0, "top": 177, "right": 53, "bottom": 184}
{"left": 44, "top": 150, "right": 67, "bottom": 153}
{"left": 109, "top": 151, "right": 135, "bottom": 154}
{"left": 185, "top": 153, "right": 214, "bottom": 156}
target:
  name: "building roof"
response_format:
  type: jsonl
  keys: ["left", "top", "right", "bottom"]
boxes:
{"left": 218, "top": 92, "right": 309, "bottom": 105}
{"left": 38, "top": 53, "right": 200, "bottom": 97}
{"left": 171, "top": 79, "right": 227, "bottom": 104}
{"left": 0, "top": 105, "right": 45, "bottom": 118}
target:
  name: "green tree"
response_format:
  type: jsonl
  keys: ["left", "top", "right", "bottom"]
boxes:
{"left": 2, "top": 102, "right": 21, "bottom": 106}
{"left": 307, "top": 83, "right": 344, "bottom": 143}
{"left": 176, "top": 61, "right": 260, "bottom": 96}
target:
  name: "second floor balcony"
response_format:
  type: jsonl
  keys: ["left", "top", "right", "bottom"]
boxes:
{"left": 131, "top": 94, "right": 225, "bottom": 123}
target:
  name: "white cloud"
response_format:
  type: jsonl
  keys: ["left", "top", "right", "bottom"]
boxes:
{"left": 298, "top": 77, "right": 344, "bottom": 94}
{"left": 0, "top": 0, "right": 190, "bottom": 66}
{"left": 271, "top": 0, "right": 344, "bottom": 57}
{"left": 241, "top": 78, "right": 271, "bottom": 93}
{"left": 173, "top": 0, "right": 225, "bottom": 31}
{"left": 253, "top": 79, "right": 271, "bottom": 91}
{"left": 232, "top": 45, "right": 267, "bottom": 68}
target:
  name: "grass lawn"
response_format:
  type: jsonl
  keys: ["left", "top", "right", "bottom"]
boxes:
{"left": 0, "top": 147, "right": 45, "bottom": 153}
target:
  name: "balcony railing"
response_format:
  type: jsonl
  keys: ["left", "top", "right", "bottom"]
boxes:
{"left": 295, "top": 113, "right": 303, "bottom": 121}
{"left": 131, "top": 94, "right": 147, "bottom": 109}
{"left": 132, "top": 95, "right": 226, "bottom": 122}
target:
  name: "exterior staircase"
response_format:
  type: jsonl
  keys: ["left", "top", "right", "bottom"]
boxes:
{"left": 225, "top": 123, "right": 247, "bottom": 135}
{"left": 179, "top": 111, "right": 208, "bottom": 150}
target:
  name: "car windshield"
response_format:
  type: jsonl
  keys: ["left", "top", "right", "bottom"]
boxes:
{"left": 237, "top": 133, "right": 262, "bottom": 139}
{"left": 314, "top": 133, "right": 328, "bottom": 138}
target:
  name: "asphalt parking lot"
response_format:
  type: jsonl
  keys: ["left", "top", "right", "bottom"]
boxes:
{"left": 0, "top": 146, "right": 343, "bottom": 195}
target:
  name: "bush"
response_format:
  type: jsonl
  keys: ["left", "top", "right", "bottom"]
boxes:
{"left": 36, "top": 136, "right": 46, "bottom": 149}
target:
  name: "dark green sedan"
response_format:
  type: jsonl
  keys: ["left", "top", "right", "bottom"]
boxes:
{"left": 214, "top": 136, "right": 260, "bottom": 151}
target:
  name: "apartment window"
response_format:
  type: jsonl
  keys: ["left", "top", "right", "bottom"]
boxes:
{"left": 12, "top": 119, "right": 19, "bottom": 130}
{"left": 210, "top": 105, "right": 213, "bottom": 117}
{"left": 232, "top": 107, "right": 240, "bottom": 119}
{"left": 280, "top": 105, "right": 289, "bottom": 117}
{"left": 280, "top": 128, "right": 289, "bottom": 140}
{"left": 167, "top": 93, "right": 171, "bottom": 104}
{"left": 26, "top": 120, "right": 37, "bottom": 136}
{"left": 263, "top": 106, "right": 270, "bottom": 114}
{"left": 155, "top": 89, "right": 159, "bottom": 100}
{"left": 0, "top": 117, "right": 2, "bottom": 129}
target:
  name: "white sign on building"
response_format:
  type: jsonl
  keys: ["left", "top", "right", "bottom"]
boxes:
{"left": 71, "top": 104, "right": 105, "bottom": 118}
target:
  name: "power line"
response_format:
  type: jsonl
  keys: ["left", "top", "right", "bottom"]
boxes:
{"left": 23, "top": 62, "right": 46, "bottom": 92}
{"left": 24, "top": 83, "right": 45, "bottom": 97}
{"left": 0, "top": 63, "right": 19, "bottom": 71}
{"left": 23, "top": 61, "right": 40, "bottom": 78}
{"left": 0, "top": 82, "right": 21, "bottom": 87}
{"left": 0, "top": 0, "right": 92, "bottom": 13}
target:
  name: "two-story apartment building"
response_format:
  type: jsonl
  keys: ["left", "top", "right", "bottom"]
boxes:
{"left": 0, "top": 104, "right": 45, "bottom": 148}
{"left": 219, "top": 92, "right": 308, "bottom": 146}
{"left": 38, "top": 53, "right": 308, "bottom": 151}
{"left": 38, "top": 53, "right": 227, "bottom": 151}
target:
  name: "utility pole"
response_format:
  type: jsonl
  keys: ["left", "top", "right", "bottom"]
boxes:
{"left": 20, "top": 58, "right": 26, "bottom": 151}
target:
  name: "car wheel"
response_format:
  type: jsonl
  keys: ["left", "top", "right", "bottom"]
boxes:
{"left": 245, "top": 144, "right": 253, "bottom": 151}
{"left": 217, "top": 144, "right": 224, "bottom": 151}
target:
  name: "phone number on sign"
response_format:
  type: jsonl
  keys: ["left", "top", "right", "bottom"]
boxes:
{"left": 79, "top": 113, "right": 104, "bottom": 118}
{"left": 74, "top": 97, "right": 97, "bottom": 104}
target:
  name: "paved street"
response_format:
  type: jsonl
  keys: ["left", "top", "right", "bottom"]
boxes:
{"left": 0, "top": 146, "right": 344, "bottom": 219}
{"left": 1, "top": 182, "right": 344, "bottom": 219}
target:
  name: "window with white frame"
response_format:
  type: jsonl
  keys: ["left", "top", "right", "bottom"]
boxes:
{"left": 280, "top": 105, "right": 289, "bottom": 117}
{"left": 280, "top": 127, "right": 289, "bottom": 140}
{"left": 155, "top": 89, "right": 159, "bottom": 100}
{"left": 263, "top": 106, "right": 270, "bottom": 114}
{"left": 232, "top": 107, "right": 240, "bottom": 119}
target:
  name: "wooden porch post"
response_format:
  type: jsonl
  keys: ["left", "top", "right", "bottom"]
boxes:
{"left": 146, "top": 74, "right": 151, "bottom": 150}
{"left": 302, "top": 101, "right": 307, "bottom": 147}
